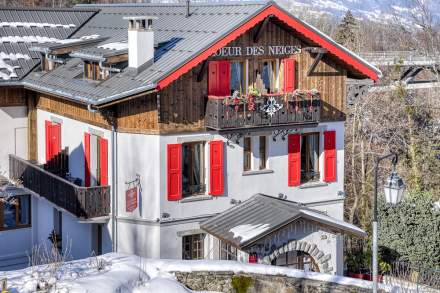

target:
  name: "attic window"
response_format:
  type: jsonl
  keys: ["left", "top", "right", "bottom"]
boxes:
{"left": 84, "top": 61, "right": 107, "bottom": 81}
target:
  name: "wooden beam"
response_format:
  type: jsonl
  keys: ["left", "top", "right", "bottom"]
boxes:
{"left": 304, "top": 47, "right": 328, "bottom": 76}
{"left": 253, "top": 16, "right": 270, "bottom": 43}
{"left": 197, "top": 60, "right": 207, "bottom": 82}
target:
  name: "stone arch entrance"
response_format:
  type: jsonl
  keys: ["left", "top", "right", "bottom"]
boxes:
{"left": 260, "top": 240, "right": 333, "bottom": 274}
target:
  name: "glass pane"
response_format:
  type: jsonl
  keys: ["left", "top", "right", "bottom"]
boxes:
{"left": 230, "top": 61, "right": 243, "bottom": 94}
{"left": 243, "top": 137, "right": 251, "bottom": 171}
{"left": 259, "top": 136, "right": 266, "bottom": 170}
{"left": 19, "top": 195, "right": 30, "bottom": 225}
{"left": 3, "top": 202, "right": 17, "bottom": 228}
{"left": 301, "top": 133, "right": 320, "bottom": 182}
{"left": 262, "top": 62, "right": 271, "bottom": 92}
{"left": 182, "top": 144, "right": 191, "bottom": 195}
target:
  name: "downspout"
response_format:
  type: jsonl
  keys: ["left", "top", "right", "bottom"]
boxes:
{"left": 87, "top": 103, "right": 118, "bottom": 253}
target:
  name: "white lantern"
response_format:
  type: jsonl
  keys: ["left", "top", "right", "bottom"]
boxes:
{"left": 383, "top": 171, "right": 405, "bottom": 205}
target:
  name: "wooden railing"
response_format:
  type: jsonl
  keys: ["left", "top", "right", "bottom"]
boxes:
{"left": 205, "top": 93, "right": 320, "bottom": 131}
{"left": 9, "top": 155, "right": 110, "bottom": 219}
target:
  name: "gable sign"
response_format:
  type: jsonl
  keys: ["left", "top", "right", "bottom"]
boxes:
{"left": 125, "top": 186, "right": 138, "bottom": 213}
{"left": 213, "top": 45, "right": 301, "bottom": 57}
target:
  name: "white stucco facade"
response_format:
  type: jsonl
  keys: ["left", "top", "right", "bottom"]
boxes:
{"left": 2, "top": 106, "right": 348, "bottom": 274}
{"left": 0, "top": 106, "right": 28, "bottom": 175}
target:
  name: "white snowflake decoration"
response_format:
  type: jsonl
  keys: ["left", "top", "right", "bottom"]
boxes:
{"left": 260, "top": 96, "right": 283, "bottom": 117}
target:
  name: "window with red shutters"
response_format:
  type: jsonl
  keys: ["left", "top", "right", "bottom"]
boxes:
{"left": 288, "top": 134, "right": 301, "bottom": 186}
{"left": 324, "top": 131, "right": 337, "bottom": 182}
{"left": 167, "top": 144, "right": 182, "bottom": 201}
{"left": 99, "top": 138, "right": 108, "bottom": 186}
{"left": 208, "top": 60, "right": 230, "bottom": 96}
{"left": 209, "top": 140, "right": 224, "bottom": 196}
{"left": 283, "top": 58, "right": 296, "bottom": 93}
{"left": 84, "top": 133, "right": 91, "bottom": 187}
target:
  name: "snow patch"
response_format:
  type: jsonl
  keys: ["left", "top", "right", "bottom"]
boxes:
{"left": 0, "top": 21, "right": 75, "bottom": 29}
{"left": 0, "top": 52, "right": 31, "bottom": 80}
{"left": 98, "top": 42, "right": 128, "bottom": 51}
{"left": 229, "top": 223, "right": 271, "bottom": 243}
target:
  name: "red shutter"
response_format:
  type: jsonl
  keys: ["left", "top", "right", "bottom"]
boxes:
{"left": 51, "top": 123, "right": 61, "bottom": 158}
{"left": 208, "top": 61, "right": 219, "bottom": 96}
{"left": 167, "top": 144, "right": 182, "bottom": 201}
{"left": 284, "top": 58, "right": 296, "bottom": 93}
{"left": 288, "top": 134, "right": 301, "bottom": 186}
{"left": 100, "top": 137, "right": 108, "bottom": 186}
{"left": 324, "top": 131, "right": 337, "bottom": 182}
{"left": 45, "top": 120, "right": 51, "bottom": 162}
{"left": 218, "top": 60, "right": 230, "bottom": 96}
{"left": 209, "top": 140, "right": 224, "bottom": 196}
{"left": 84, "top": 133, "right": 91, "bottom": 187}
{"left": 208, "top": 60, "right": 230, "bottom": 96}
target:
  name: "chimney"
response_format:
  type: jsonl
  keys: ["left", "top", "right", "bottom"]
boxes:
{"left": 123, "top": 16, "right": 157, "bottom": 69}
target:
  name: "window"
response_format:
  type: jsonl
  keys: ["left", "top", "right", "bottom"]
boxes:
{"left": 182, "top": 234, "right": 205, "bottom": 260}
{"left": 84, "top": 61, "right": 103, "bottom": 81}
{"left": 182, "top": 142, "right": 205, "bottom": 197}
{"left": 261, "top": 59, "right": 280, "bottom": 94}
{"left": 243, "top": 137, "right": 252, "bottom": 172}
{"left": 230, "top": 61, "right": 247, "bottom": 95}
{"left": 259, "top": 136, "right": 267, "bottom": 170}
{"left": 273, "top": 251, "right": 320, "bottom": 272}
{"left": 301, "top": 133, "right": 320, "bottom": 183}
{"left": 219, "top": 240, "right": 237, "bottom": 260}
{"left": 0, "top": 195, "right": 31, "bottom": 231}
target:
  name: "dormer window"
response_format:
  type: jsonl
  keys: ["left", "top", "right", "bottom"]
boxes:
{"left": 84, "top": 61, "right": 104, "bottom": 81}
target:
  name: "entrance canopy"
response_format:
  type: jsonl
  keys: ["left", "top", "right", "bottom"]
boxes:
{"left": 201, "top": 194, "right": 366, "bottom": 249}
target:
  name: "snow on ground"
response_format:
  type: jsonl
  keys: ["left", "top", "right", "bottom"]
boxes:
{"left": 0, "top": 253, "right": 395, "bottom": 293}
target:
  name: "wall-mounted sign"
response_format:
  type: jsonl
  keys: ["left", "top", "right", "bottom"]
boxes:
{"left": 126, "top": 186, "right": 138, "bottom": 213}
{"left": 213, "top": 45, "right": 301, "bottom": 57}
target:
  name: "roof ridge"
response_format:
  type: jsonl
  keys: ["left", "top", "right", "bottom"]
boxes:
{"left": 0, "top": 6, "right": 98, "bottom": 12}
{"left": 75, "top": 1, "right": 269, "bottom": 8}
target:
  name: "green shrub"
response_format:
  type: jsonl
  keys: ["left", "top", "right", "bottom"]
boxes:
{"left": 231, "top": 275, "right": 253, "bottom": 293}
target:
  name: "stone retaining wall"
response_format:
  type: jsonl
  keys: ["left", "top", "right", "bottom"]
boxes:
{"left": 174, "top": 271, "right": 383, "bottom": 293}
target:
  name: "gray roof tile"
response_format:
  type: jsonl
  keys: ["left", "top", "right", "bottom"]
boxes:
{"left": 201, "top": 194, "right": 366, "bottom": 249}
{"left": 0, "top": 7, "right": 96, "bottom": 83}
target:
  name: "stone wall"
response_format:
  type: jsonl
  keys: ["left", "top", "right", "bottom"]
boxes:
{"left": 174, "top": 271, "right": 383, "bottom": 293}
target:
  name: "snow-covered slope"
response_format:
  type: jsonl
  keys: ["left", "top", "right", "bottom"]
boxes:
{"left": 1, "top": 253, "right": 395, "bottom": 293}
{"left": 283, "top": 0, "right": 440, "bottom": 25}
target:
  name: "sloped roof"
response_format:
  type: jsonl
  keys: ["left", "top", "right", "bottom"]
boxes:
{"left": 0, "top": 7, "right": 97, "bottom": 83}
{"left": 22, "top": 1, "right": 381, "bottom": 105}
{"left": 201, "top": 194, "right": 366, "bottom": 249}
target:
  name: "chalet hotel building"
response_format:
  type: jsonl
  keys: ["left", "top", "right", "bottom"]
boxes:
{"left": 0, "top": 1, "right": 381, "bottom": 274}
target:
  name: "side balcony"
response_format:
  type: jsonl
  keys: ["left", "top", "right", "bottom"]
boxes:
{"left": 205, "top": 91, "right": 321, "bottom": 131}
{"left": 9, "top": 155, "right": 110, "bottom": 219}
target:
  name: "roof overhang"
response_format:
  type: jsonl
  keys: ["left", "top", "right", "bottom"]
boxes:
{"left": 156, "top": 2, "right": 382, "bottom": 91}
{"left": 201, "top": 194, "right": 366, "bottom": 251}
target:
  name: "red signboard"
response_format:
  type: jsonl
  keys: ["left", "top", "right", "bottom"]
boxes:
{"left": 125, "top": 186, "right": 138, "bottom": 212}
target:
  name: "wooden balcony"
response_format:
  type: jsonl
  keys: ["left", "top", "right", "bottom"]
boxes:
{"left": 9, "top": 155, "right": 110, "bottom": 219}
{"left": 205, "top": 93, "right": 320, "bottom": 131}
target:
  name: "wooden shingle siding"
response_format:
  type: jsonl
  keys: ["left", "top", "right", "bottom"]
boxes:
{"left": 0, "top": 88, "right": 26, "bottom": 107}
{"left": 116, "top": 93, "right": 159, "bottom": 134}
{"left": 36, "top": 94, "right": 111, "bottom": 130}
{"left": 158, "top": 64, "right": 206, "bottom": 134}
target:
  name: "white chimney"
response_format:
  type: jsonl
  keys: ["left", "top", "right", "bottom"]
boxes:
{"left": 123, "top": 16, "right": 157, "bottom": 69}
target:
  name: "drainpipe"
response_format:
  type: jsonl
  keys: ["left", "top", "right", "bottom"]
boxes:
{"left": 87, "top": 104, "right": 118, "bottom": 253}
{"left": 111, "top": 124, "right": 118, "bottom": 252}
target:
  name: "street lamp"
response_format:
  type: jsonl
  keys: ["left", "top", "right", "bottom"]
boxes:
{"left": 372, "top": 153, "right": 405, "bottom": 293}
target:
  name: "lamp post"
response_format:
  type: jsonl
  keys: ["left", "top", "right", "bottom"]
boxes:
{"left": 372, "top": 153, "right": 405, "bottom": 293}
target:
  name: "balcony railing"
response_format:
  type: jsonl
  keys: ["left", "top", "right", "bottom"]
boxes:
{"left": 9, "top": 155, "right": 110, "bottom": 219}
{"left": 205, "top": 92, "right": 320, "bottom": 131}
